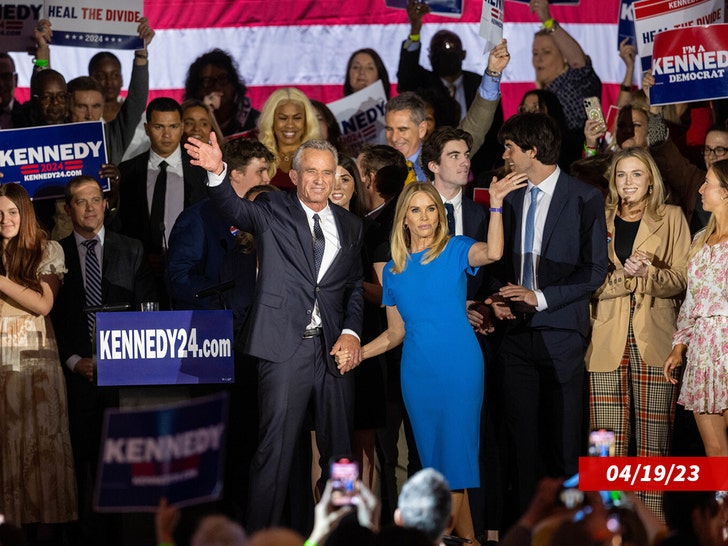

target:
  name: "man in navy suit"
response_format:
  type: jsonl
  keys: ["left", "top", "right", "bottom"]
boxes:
{"left": 491, "top": 113, "right": 608, "bottom": 514}
{"left": 186, "top": 135, "right": 364, "bottom": 532}
{"left": 52, "top": 175, "right": 155, "bottom": 545}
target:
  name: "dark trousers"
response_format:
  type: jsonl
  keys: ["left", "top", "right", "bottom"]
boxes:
{"left": 500, "top": 328, "right": 586, "bottom": 514}
{"left": 246, "top": 336, "right": 354, "bottom": 532}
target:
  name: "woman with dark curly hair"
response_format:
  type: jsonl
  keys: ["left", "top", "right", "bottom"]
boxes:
{"left": 184, "top": 49, "right": 260, "bottom": 136}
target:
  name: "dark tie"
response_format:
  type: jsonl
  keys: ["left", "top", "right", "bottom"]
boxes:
{"left": 82, "top": 239, "right": 102, "bottom": 340}
{"left": 522, "top": 186, "right": 541, "bottom": 290}
{"left": 444, "top": 202, "right": 456, "bottom": 235}
{"left": 447, "top": 81, "right": 456, "bottom": 98}
{"left": 150, "top": 160, "right": 168, "bottom": 252}
{"left": 312, "top": 213, "right": 325, "bottom": 278}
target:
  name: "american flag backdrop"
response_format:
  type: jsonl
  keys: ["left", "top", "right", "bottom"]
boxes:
{"left": 11, "top": 0, "right": 625, "bottom": 120}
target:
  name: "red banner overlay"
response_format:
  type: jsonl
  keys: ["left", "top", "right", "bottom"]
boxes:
{"left": 579, "top": 457, "right": 728, "bottom": 491}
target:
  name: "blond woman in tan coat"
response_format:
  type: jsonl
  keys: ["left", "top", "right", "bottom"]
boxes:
{"left": 585, "top": 148, "right": 691, "bottom": 517}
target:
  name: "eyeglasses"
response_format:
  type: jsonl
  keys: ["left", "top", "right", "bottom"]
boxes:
{"left": 703, "top": 145, "right": 728, "bottom": 157}
{"left": 34, "top": 92, "right": 69, "bottom": 105}
{"left": 199, "top": 74, "right": 231, "bottom": 89}
{"left": 0, "top": 71, "right": 16, "bottom": 82}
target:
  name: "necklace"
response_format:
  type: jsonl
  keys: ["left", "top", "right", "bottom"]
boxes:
{"left": 281, "top": 153, "right": 291, "bottom": 163}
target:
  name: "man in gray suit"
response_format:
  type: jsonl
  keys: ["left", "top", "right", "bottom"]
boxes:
{"left": 52, "top": 175, "right": 155, "bottom": 545}
{"left": 186, "top": 135, "right": 364, "bottom": 532}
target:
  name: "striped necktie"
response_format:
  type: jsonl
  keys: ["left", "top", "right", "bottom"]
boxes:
{"left": 82, "top": 238, "right": 102, "bottom": 340}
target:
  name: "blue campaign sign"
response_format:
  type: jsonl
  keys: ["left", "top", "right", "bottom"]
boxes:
{"left": 45, "top": 1, "right": 144, "bottom": 49}
{"left": 95, "top": 393, "right": 228, "bottom": 511}
{"left": 618, "top": 0, "right": 636, "bottom": 50}
{"left": 0, "top": 121, "right": 108, "bottom": 200}
{"left": 650, "top": 25, "right": 728, "bottom": 107}
{"left": 96, "top": 310, "right": 234, "bottom": 386}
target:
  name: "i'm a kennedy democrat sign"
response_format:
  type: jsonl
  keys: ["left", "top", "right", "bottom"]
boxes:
{"left": 650, "top": 24, "right": 728, "bottom": 106}
{"left": 0, "top": 121, "right": 108, "bottom": 199}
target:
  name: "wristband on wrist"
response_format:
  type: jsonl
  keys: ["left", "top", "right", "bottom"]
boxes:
{"left": 583, "top": 142, "right": 597, "bottom": 158}
{"left": 158, "top": 542, "right": 175, "bottom": 546}
{"left": 542, "top": 18, "right": 558, "bottom": 32}
{"left": 409, "top": 34, "right": 420, "bottom": 41}
{"left": 304, "top": 540, "right": 317, "bottom": 546}
{"left": 485, "top": 68, "right": 502, "bottom": 78}
{"left": 620, "top": 84, "right": 632, "bottom": 92}
{"left": 134, "top": 52, "right": 148, "bottom": 59}
{"left": 33, "top": 58, "right": 48, "bottom": 68}
{"left": 489, "top": 207, "right": 503, "bottom": 214}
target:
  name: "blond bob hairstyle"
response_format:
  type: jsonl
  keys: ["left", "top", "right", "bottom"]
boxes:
{"left": 257, "top": 88, "right": 320, "bottom": 165}
{"left": 390, "top": 182, "right": 450, "bottom": 274}
{"left": 606, "top": 147, "right": 666, "bottom": 221}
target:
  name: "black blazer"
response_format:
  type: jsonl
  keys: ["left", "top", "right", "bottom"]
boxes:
{"left": 397, "top": 42, "right": 482, "bottom": 106}
{"left": 208, "top": 182, "right": 364, "bottom": 374}
{"left": 113, "top": 148, "right": 208, "bottom": 251}
{"left": 52, "top": 230, "right": 157, "bottom": 364}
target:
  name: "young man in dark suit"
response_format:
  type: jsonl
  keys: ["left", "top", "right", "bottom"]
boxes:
{"left": 113, "top": 97, "right": 208, "bottom": 307}
{"left": 51, "top": 175, "right": 155, "bottom": 545}
{"left": 186, "top": 135, "right": 364, "bottom": 533}
{"left": 491, "top": 113, "right": 608, "bottom": 515}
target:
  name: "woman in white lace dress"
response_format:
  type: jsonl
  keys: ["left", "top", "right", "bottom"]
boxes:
{"left": 664, "top": 158, "right": 728, "bottom": 456}
{"left": 0, "top": 183, "right": 77, "bottom": 527}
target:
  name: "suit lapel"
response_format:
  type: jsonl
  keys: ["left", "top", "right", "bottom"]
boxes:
{"left": 288, "top": 194, "right": 317, "bottom": 280}
{"left": 541, "top": 174, "right": 568, "bottom": 254}
{"left": 633, "top": 211, "right": 662, "bottom": 251}
{"left": 510, "top": 189, "right": 526, "bottom": 275}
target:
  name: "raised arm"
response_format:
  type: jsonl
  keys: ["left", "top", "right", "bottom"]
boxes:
{"left": 460, "top": 39, "right": 510, "bottom": 155}
{"left": 530, "top": 0, "right": 586, "bottom": 68}
{"left": 468, "top": 172, "right": 528, "bottom": 267}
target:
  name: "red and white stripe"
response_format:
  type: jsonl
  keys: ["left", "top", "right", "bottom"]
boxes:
{"left": 12, "top": 0, "right": 624, "bottom": 119}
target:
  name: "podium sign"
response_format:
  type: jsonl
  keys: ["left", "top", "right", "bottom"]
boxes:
{"left": 96, "top": 310, "right": 234, "bottom": 385}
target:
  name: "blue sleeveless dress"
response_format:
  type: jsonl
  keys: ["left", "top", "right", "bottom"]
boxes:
{"left": 382, "top": 236, "right": 483, "bottom": 489}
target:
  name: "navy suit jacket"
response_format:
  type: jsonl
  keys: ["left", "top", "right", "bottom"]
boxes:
{"left": 166, "top": 198, "right": 257, "bottom": 333}
{"left": 496, "top": 171, "right": 608, "bottom": 337}
{"left": 114, "top": 148, "right": 208, "bottom": 251}
{"left": 208, "top": 182, "right": 364, "bottom": 374}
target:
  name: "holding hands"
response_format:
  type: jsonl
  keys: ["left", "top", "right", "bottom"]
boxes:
{"left": 623, "top": 250, "right": 651, "bottom": 278}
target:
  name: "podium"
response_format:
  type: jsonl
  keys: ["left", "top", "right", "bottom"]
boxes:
{"left": 96, "top": 310, "right": 234, "bottom": 386}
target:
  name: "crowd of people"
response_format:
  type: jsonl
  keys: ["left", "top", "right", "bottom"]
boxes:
{"left": 1, "top": 0, "right": 728, "bottom": 545}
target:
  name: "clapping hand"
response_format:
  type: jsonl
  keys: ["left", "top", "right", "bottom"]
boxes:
{"left": 624, "top": 250, "right": 651, "bottom": 278}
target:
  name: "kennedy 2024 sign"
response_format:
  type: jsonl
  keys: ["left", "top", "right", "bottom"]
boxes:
{"left": 0, "top": 121, "right": 108, "bottom": 200}
{"left": 95, "top": 393, "right": 228, "bottom": 511}
{"left": 650, "top": 24, "right": 728, "bottom": 106}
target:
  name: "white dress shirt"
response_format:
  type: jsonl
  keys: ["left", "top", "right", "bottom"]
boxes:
{"left": 520, "top": 167, "right": 561, "bottom": 311}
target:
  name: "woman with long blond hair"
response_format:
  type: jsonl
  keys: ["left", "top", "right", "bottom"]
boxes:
{"left": 665, "top": 158, "right": 728, "bottom": 457}
{"left": 586, "top": 147, "right": 690, "bottom": 518}
{"left": 0, "top": 183, "right": 77, "bottom": 533}
{"left": 257, "top": 87, "right": 320, "bottom": 190}
{"left": 336, "top": 176, "right": 525, "bottom": 545}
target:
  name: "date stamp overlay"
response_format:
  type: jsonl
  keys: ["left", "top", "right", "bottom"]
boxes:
{"left": 579, "top": 457, "right": 728, "bottom": 491}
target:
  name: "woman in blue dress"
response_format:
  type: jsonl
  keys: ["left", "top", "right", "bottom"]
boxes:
{"left": 336, "top": 177, "right": 525, "bottom": 543}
